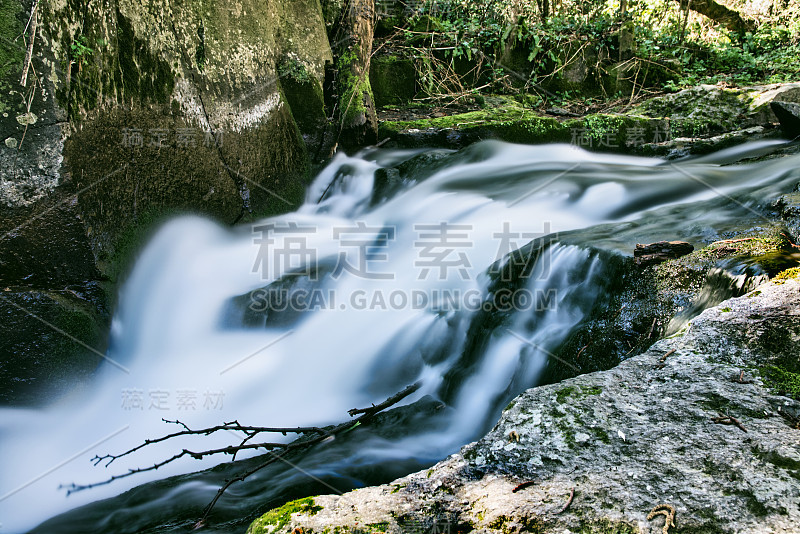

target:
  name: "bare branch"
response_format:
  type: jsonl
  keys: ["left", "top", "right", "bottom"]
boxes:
{"left": 66, "top": 382, "right": 423, "bottom": 527}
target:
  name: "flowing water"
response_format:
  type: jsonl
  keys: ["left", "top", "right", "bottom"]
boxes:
{"left": 1, "top": 141, "right": 799, "bottom": 533}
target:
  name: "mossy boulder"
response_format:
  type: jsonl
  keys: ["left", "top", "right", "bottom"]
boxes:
{"left": 633, "top": 83, "right": 800, "bottom": 137}
{"left": 370, "top": 55, "right": 416, "bottom": 107}
{"left": 0, "top": 0, "right": 334, "bottom": 405}
{"left": 0, "top": 0, "right": 331, "bottom": 281}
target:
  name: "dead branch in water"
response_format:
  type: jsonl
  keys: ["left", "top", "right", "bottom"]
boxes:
{"left": 62, "top": 381, "right": 422, "bottom": 528}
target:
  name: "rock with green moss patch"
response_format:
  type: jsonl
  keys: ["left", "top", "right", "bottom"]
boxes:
{"left": 378, "top": 96, "right": 667, "bottom": 152}
{"left": 370, "top": 55, "right": 416, "bottom": 107}
{"left": 633, "top": 83, "right": 800, "bottom": 138}
{"left": 248, "top": 278, "right": 800, "bottom": 534}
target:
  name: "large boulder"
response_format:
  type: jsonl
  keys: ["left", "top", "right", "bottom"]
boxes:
{"left": 634, "top": 82, "right": 800, "bottom": 137}
{"left": 248, "top": 274, "right": 800, "bottom": 534}
{"left": 0, "top": 0, "right": 334, "bottom": 404}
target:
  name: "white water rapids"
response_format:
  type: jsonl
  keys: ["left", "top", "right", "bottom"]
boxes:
{"left": 1, "top": 140, "right": 798, "bottom": 533}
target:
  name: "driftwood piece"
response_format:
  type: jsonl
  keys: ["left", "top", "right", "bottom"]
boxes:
{"left": 634, "top": 241, "right": 694, "bottom": 267}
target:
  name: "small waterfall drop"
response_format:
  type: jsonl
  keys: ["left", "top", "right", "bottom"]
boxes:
{"left": 1, "top": 140, "right": 798, "bottom": 533}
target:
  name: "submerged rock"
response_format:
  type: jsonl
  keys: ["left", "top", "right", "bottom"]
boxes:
{"left": 249, "top": 274, "right": 800, "bottom": 534}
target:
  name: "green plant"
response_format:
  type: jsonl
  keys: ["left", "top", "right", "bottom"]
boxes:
{"left": 70, "top": 35, "right": 94, "bottom": 66}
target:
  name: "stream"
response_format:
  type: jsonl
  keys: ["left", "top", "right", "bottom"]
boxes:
{"left": 1, "top": 140, "right": 799, "bottom": 533}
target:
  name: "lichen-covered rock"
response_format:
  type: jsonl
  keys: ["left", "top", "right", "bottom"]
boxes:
{"left": 250, "top": 276, "right": 800, "bottom": 534}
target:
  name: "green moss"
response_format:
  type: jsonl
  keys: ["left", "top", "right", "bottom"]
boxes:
{"left": 488, "top": 514, "right": 546, "bottom": 534}
{"left": 773, "top": 266, "right": 800, "bottom": 284}
{"left": 337, "top": 49, "right": 375, "bottom": 127}
{"left": 370, "top": 55, "right": 416, "bottom": 107}
{"left": 735, "top": 490, "right": 770, "bottom": 517}
{"left": 379, "top": 97, "right": 664, "bottom": 150}
{"left": 556, "top": 386, "right": 577, "bottom": 404}
{"left": 760, "top": 365, "right": 800, "bottom": 400}
{"left": 652, "top": 227, "right": 791, "bottom": 297}
{"left": 278, "top": 57, "right": 312, "bottom": 84}
{"left": 588, "top": 425, "right": 610, "bottom": 444}
{"left": 556, "top": 385, "right": 602, "bottom": 404}
{"left": 365, "top": 522, "right": 389, "bottom": 532}
{"left": 720, "top": 307, "right": 732, "bottom": 313}
{"left": 691, "top": 234, "right": 790, "bottom": 262}
{"left": 247, "top": 497, "right": 323, "bottom": 534}
{"left": 0, "top": 0, "right": 24, "bottom": 114}
{"left": 554, "top": 419, "right": 577, "bottom": 449}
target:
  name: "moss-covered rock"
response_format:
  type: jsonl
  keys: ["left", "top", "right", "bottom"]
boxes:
{"left": 633, "top": 83, "right": 800, "bottom": 137}
{"left": 247, "top": 277, "right": 800, "bottom": 534}
{"left": 248, "top": 497, "right": 323, "bottom": 534}
{"left": 0, "top": 0, "right": 331, "bottom": 281}
{"left": 379, "top": 96, "right": 667, "bottom": 151}
{"left": 0, "top": 0, "right": 334, "bottom": 405}
{"left": 370, "top": 55, "right": 416, "bottom": 107}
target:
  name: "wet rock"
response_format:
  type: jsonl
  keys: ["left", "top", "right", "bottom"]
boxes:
{"left": 770, "top": 101, "right": 800, "bottom": 140}
{"left": 249, "top": 277, "right": 800, "bottom": 534}
{"left": 0, "top": 0, "right": 334, "bottom": 405}
{"left": 0, "top": 285, "right": 108, "bottom": 405}
{"left": 634, "top": 240, "right": 694, "bottom": 266}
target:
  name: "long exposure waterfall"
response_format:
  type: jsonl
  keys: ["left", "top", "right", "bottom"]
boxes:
{"left": 1, "top": 140, "right": 798, "bottom": 533}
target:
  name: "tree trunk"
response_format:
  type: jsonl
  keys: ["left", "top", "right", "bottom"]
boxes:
{"left": 330, "top": 0, "right": 378, "bottom": 150}
{"left": 680, "top": 0, "right": 756, "bottom": 33}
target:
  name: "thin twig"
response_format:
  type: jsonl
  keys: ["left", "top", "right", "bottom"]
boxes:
{"left": 711, "top": 414, "right": 747, "bottom": 432}
{"left": 554, "top": 487, "right": 575, "bottom": 514}
{"left": 20, "top": 0, "right": 38, "bottom": 87}
{"left": 66, "top": 382, "right": 422, "bottom": 527}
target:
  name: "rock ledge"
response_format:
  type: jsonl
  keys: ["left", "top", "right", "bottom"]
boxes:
{"left": 250, "top": 274, "right": 800, "bottom": 534}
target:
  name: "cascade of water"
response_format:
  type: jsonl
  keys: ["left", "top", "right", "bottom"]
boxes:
{"left": 1, "top": 141, "right": 798, "bottom": 533}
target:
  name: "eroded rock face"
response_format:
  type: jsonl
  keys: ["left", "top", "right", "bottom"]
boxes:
{"left": 1, "top": 0, "right": 332, "bottom": 278}
{"left": 0, "top": 0, "right": 333, "bottom": 405}
{"left": 249, "top": 276, "right": 800, "bottom": 534}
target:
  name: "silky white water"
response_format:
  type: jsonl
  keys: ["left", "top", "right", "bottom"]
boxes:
{"left": 1, "top": 140, "right": 798, "bottom": 533}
